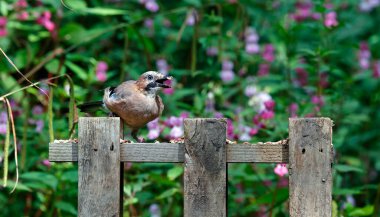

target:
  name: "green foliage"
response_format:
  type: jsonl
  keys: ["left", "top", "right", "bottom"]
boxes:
{"left": 1, "top": 0, "right": 380, "bottom": 216}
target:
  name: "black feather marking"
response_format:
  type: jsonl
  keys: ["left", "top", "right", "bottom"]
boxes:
{"left": 145, "top": 82, "right": 157, "bottom": 91}
{"left": 109, "top": 87, "right": 116, "bottom": 97}
{"left": 77, "top": 101, "right": 103, "bottom": 112}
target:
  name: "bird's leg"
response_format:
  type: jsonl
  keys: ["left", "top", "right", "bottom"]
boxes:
{"left": 131, "top": 129, "right": 139, "bottom": 141}
{"left": 108, "top": 112, "right": 117, "bottom": 117}
{"left": 131, "top": 129, "right": 145, "bottom": 143}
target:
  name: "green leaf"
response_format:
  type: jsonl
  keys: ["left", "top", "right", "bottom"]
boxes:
{"left": 21, "top": 172, "right": 59, "bottom": 190}
{"left": 348, "top": 205, "right": 374, "bottom": 216}
{"left": 5, "top": 180, "right": 32, "bottom": 192}
{"left": 334, "top": 164, "right": 364, "bottom": 173}
{"left": 62, "top": 0, "right": 87, "bottom": 10}
{"left": 167, "top": 166, "right": 183, "bottom": 181}
{"left": 55, "top": 201, "right": 78, "bottom": 215}
{"left": 333, "top": 188, "right": 362, "bottom": 195}
{"left": 45, "top": 59, "right": 60, "bottom": 74}
{"left": 156, "top": 188, "right": 179, "bottom": 200}
{"left": 65, "top": 61, "right": 88, "bottom": 80}
{"left": 124, "top": 197, "right": 138, "bottom": 206}
{"left": 61, "top": 170, "right": 78, "bottom": 183}
{"left": 80, "top": 8, "right": 129, "bottom": 16}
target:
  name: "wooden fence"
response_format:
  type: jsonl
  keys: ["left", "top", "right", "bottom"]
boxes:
{"left": 49, "top": 117, "right": 333, "bottom": 217}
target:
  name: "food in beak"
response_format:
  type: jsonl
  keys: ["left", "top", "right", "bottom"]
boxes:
{"left": 155, "top": 76, "right": 172, "bottom": 88}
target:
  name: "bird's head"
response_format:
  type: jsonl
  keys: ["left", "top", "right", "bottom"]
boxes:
{"left": 136, "top": 71, "right": 172, "bottom": 96}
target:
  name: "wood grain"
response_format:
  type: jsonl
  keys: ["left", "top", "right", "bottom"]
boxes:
{"left": 49, "top": 142, "right": 78, "bottom": 162}
{"left": 78, "top": 117, "right": 121, "bottom": 217}
{"left": 183, "top": 118, "right": 227, "bottom": 217}
{"left": 49, "top": 142, "right": 289, "bottom": 163}
{"left": 289, "top": 118, "right": 333, "bottom": 217}
{"left": 227, "top": 140, "right": 288, "bottom": 163}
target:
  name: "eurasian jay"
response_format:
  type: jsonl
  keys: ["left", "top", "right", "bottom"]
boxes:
{"left": 78, "top": 71, "right": 171, "bottom": 141}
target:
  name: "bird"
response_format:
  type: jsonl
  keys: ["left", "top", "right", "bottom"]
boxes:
{"left": 78, "top": 71, "right": 172, "bottom": 141}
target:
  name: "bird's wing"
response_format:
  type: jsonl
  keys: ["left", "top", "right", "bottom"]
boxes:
{"left": 155, "top": 95, "right": 164, "bottom": 116}
{"left": 113, "top": 80, "right": 137, "bottom": 99}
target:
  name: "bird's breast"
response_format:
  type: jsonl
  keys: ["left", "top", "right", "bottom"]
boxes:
{"left": 104, "top": 93, "right": 163, "bottom": 129}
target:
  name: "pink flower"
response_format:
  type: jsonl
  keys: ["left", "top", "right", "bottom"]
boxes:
{"left": 96, "top": 71, "right": 106, "bottom": 82}
{"left": 358, "top": 42, "right": 371, "bottom": 70}
{"left": 0, "top": 17, "right": 7, "bottom": 37}
{"left": 221, "top": 60, "right": 235, "bottom": 82}
{"left": 295, "top": 67, "right": 308, "bottom": 86}
{"left": 147, "top": 128, "right": 160, "bottom": 140}
{"left": 227, "top": 119, "right": 235, "bottom": 140}
{"left": 144, "top": 18, "right": 154, "bottom": 28}
{"left": 0, "top": 28, "right": 7, "bottom": 37}
{"left": 206, "top": 47, "right": 218, "bottom": 56}
{"left": 274, "top": 164, "right": 288, "bottom": 177}
{"left": 222, "top": 60, "right": 234, "bottom": 70}
{"left": 245, "top": 43, "right": 260, "bottom": 54}
{"left": 35, "top": 120, "right": 44, "bottom": 132}
{"left": 42, "top": 159, "right": 51, "bottom": 167}
{"left": 0, "top": 17, "right": 7, "bottom": 26}
{"left": 170, "top": 126, "right": 183, "bottom": 139}
{"left": 186, "top": 10, "right": 198, "bottom": 26}
{"left": 260, "top": 110, "right": 274, "bottom": 120}
{"left": 220, "top": 70, "right": 235, "bottom": 82}
{"left": 244, "top": 86, "right": 257, "bottom": 97}
{"left": 37, "top": 11, "right": 55, "bottom": 32}
{"left": 15, "top": 0, "right": 27, "bottom": 8}
{"left": 245, "top": 27, "right": 260, "bottom": 54}
{"left": 360, "top": 0, "right": 380, "bottom": 12}
{"left": 264, "top": 100, "right": 275, "bottom": 111}
{"left": 156, "top": 58, "right": 169, "bottom": 75}
{"left": 32, "top": 105, "right": 44, "bottom": 115}
{"left": 165, "top": 116, "right": 183, "bottom": 127}
{"left": 17, "top": 11, "right": 29, "bottom": 20}
{"left": 311, "top": 95, "right": 324, "bottom": 107}
{"left": 96, "top": 61, "right": 108, "bottom": 72}
{"left": 147, "top": 118, "right": 159, "bottom": 129}
{"left": 249, "top": 128, "right": 258, "bottom": 136}
{"left": 257, "top": 63, "right": 270, "bottom": 76}
{"left": 145, "top": 0, "right": 159, "bottom": 12}
{"left": 0, "top": 124, "right": 6, "bottom": 135}
{"left": 324, "top": 12, "right": 338, "bottom": 28}
{"left": 289, "top": 103, "right": 298, "bottom": 117}
{"left": 162, "top": 79, "right": 174, "bottom": 95}
{"left": 262, "top": 44, "right": 275, "bottom": 62}
{"left": 319, "top": 72, "right": 329, "bottom": 88}
{"left": 373, "top": 61, "right": 380, "bottom": 78}
{"left": 96, "top": 61, "right": 108, "bottom": 82}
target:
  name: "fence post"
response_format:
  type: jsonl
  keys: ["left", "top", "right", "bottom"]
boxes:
{"left": 183, "top": 118, "right": 227, "bottom": 217}
{"left": 289, "top": 118, "right": 333, "bottom": 217}
{"left": 78, "top": 117, "right": 121, "bottom": 217}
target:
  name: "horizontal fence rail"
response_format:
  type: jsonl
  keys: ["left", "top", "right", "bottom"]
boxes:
{"left": 49, "top": 140, "right": 289, "bottom": 163}
{"left": 49, "top": 117, "right": 333, "bottom": 217}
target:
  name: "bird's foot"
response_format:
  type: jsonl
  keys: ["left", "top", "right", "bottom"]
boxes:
{"left": 137, "top": 137, "right": 145, "bottom": 143}
{"left": 120, "top": 139, "right": 131, "bottom": 144}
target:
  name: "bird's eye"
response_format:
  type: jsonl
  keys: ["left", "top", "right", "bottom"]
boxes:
{"left": 147, "top": 75, "right": 153, "bottom": 80}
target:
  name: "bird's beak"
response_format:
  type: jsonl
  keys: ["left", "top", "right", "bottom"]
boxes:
{"left": 155, "top": 76, "right": 172, "bottom": 88}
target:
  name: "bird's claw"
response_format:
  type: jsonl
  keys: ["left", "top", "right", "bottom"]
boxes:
{"left": 120, "top": 139, "right": 131, "bottom": 144}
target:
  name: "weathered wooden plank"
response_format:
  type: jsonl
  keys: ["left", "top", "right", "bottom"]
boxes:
{"left": 49, "top": 142, "right": 289, "bottom": 163}
{"left": 289, "top": 118, "right": 333, "bottom": 217}
{"left": 184, "top": 118, "right": 227, "bottom": 217}
{"left": 49, "top": 142, "right": 78, "bottom": 162}
{"left": 227, "top": 140, "right": 288, "bottom": 163}
{"left": 120, "top": 143, "right": 185, "bottom": 162}
{"left": 78, "top": 117, "right": 121, "bottom": 217}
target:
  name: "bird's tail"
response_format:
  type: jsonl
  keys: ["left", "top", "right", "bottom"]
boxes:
{"left": 77, "top": 101, "right": 103, "bottom": 112}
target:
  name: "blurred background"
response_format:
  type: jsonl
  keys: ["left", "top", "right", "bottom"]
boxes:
{"left": 1, "top": 0, "right": 380, "bottom": 216}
